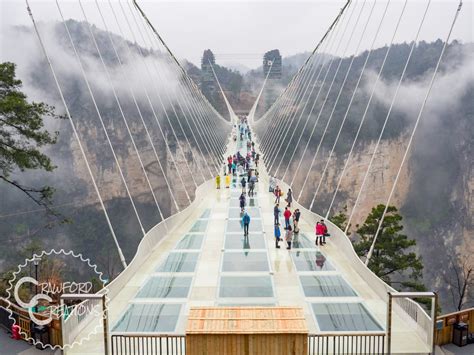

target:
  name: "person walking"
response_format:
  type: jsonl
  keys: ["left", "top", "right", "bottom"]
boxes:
{"left": 274, "top": 223, "right": 281, "bottom": 249}
{"left": 285, "top": 225, "right": 293, "bottom": 250}
{"left": 273, "top": 204, "right": 280, "bottom": 225}
{"left": 225, "top": 174, "right": 231, "bottom": 188}
{"left": 283, "top": 207, "right": 292, "bottom": 230}
{"left": 231, "top": 162, "right": 236, "bottom": 175}
{"left": 293, "top": 209, "right": 301, "bottom": 233}
{"left": 242, "top": 211, "right": 250, "bottom": 236}
{"left": 274, "top": 186, "right": 282, "bottom": 204}
{"left": 286, "top": 188, "right": 293, "bottom": 207}
{"left": 215, "top": 174, "right": 221, "bottom": 189}
{"left": 239, "top": 193, "right": 246, "bottom": 212}
{"left": 248, "top": 180, "right": 255, "bottom": 197}
{"left": 240, "top": 177, "right": 247, "bottom": 193}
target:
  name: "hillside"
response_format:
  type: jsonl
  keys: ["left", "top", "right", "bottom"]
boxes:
{"left": 252, "top": 41, "right": 474, "bottom": 312}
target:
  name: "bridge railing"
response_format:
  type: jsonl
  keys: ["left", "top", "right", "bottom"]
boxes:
{"left": 260, "top": 169, "right": 433, "bottom": 350}
{"left": 308, "top": 332, "right": 386, "bottom": 355}
{"left": 62, "top": 179, "right": 215, "bottom": 345}
{"left": 111, "top": 334, "right": 185, "bottom": 355}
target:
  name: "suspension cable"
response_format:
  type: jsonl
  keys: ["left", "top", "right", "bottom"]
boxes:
{"left": 271, "top": 21, "right": 341, "bottom": 177}
{"left": 365, "top": 0, "right": 463, "bottom": 265}
{"left": 266, "top": 52, "right": 323, "bottom": 172}
{"left": 308, "top": 0, "right": 380, "bottom": 209}
{"left": 115, "top": 0, "right": 194, "bottom": 203}
{"left": 280, "top": 15, "right": 345, "bottom": 183}
{"left": 248, "top": 61, "right": 274, "bottom": 125}
{"left": 25, "top": 0, "right": 127, "bottom": 268}
{"left": 326, "top": 0, "right": 408, "bottom": 222}
{"left": 58, "top": 0, "right": 171, "bottom": 227}
{"left": 261, "top": 58, "right": 317, "bottom": 161}
{"left": 291, "top": 0, "right": 359, "bottom": 195}
{"left": 345, "top": 0, "right": 433, "bottom": 234}
{"left": 95, "top": 0, "right": 181, "bottom": 212}
{"left": 125, "top": 0, "right": 208, "bottom": 185}
{"left": 296, "top": 0, "right": 368, "bottom": 202}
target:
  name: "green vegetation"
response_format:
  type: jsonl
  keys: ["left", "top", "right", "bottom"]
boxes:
{"left": 352, "top": 204, "right": 425, "bottom": 292}
{"left": 329, "top": 205, "right": 350, "bottom": 233}
{"left": 0, "top": 62, "right": 63, "bottom": 218}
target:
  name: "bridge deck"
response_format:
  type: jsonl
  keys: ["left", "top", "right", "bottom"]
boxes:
{"left": 67, "top": 138, "right": 429, "bottom": 354}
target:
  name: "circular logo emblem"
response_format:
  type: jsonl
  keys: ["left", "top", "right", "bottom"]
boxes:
{"left": 6, "top": 249, "right": 109, "bottom": 350}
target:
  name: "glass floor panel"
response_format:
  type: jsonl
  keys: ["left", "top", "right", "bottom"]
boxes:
{"left": 224, "top": 233, "right": 266, "bottom": 249}
{"left": 113, "top": 303, "right": 182, "bottom": 332}
{"left": 311, "top": 303, "right": 383, "bottom": 332}
{"left": 291, "top": 251, "right": 334, "bottom": 271}
{"left": 228, "top": 207, "right": 260, "bottom": 219}
{"left": 300, "top": 275, "right": 357, "bottom": 297}
{"left": 189, "top": 220, "right": 208, "bottom": 233}
{"left": 176, "top": 234, "right": 204, "bottom": 250}
{"left": 156, "top": 252, "right": 199, "bottom": 273}
{"left": 222, "top": 251, "right": 269, "bottom": 272}
{"left": 219, "top": 276, "right": 274, "bottom": 297}
{"left": 248, "top": 198, "right": 258, "bottom": 207}
{"left": 199, "top": 209, "right": 211, "bottom": 219}
{"left": 293, "top": 233, "right": 317, "bottom": 249}
{"left": 227, "top": 219, "right": 262, "bottom": 233}
{"left": 135, "top": 276, "right": 192, "bottom": 298}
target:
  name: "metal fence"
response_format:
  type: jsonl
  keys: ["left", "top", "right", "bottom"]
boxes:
{"left": 111, "top": 334, "right": 186, "bottom": 355}
{"left": 308, "top": 333, "right": 386, "bottom": 355}
{"left": 111, "top": 333, "right": 386, "bottom": 355}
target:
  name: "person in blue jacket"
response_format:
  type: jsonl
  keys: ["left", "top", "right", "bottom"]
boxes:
{"left": 274, "top": 223, "right": 281, "bottom": 249}
{"left": 242, "top": 211, "right": 251, "bottom": 236}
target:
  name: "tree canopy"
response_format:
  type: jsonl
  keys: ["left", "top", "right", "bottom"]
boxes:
{"left": 0, "top": 62, "right": 62, "bottom": 216}
{"left": 353, "top": 204, "right": 425, "bottom": 291}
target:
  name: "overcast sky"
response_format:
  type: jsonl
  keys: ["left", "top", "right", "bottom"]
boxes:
{"left": 1, "top": 0, "right": 473, "bottom": 69}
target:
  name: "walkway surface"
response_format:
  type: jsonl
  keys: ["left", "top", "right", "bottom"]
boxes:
{"left": 67, "top": 136, "right": 429, "bottom": 354}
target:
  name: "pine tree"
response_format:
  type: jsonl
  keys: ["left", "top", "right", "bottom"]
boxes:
{"left": 353, "top": 204, "right": 425, "bottom": 291}
{"left": 0, "top": 62, "right": 63, "bottom": 217}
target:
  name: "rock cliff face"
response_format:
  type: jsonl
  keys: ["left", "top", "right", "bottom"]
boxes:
{"left": 252, "top": 41, "right": 473, "bottom": 311}
{"left": 0, "top": 21, "right": 230, "bottom": 279}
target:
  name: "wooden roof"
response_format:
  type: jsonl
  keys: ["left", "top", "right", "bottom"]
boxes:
{"left": 186, "top": 307, "right": 308, "bottom": 334}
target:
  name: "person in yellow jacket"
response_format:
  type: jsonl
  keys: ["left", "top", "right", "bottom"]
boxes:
{"left": 225, "top": 173, "right": 231, "bottom": 188}
{"left": 216, "top": 174, "right": 221, "bottom": 189}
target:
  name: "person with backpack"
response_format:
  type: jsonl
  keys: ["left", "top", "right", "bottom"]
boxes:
{"left": 274, "top": 223, "right": 281, "bottom": 248}
{"left": 285, "top": 225, "right": 293, "bottom": 250}
{"left": 283, "top": 207, "right": 292, "bottom": 230}
{"left": 293, "top": 209, "right": 301, "bottom": 233}
{"left": 242, "top": 211, "right": 251, "bottom": 236}
{"left": 239, "top": 193, "right": 246, "bottom": 212}
{"left": 273, "top": 204, "right": 280, "bottom": 225}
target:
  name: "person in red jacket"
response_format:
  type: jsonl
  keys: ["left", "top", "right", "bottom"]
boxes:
{"left": 316, "top": 220, "right": 328, "bottom": 246}
{"left": 316, "top": 221, "right": 324, "bottom": 246}
{"left": 283, "top": 207, "right": 292, "bottom": 230}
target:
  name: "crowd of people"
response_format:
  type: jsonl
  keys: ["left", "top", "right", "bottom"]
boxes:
{"left": 216, "top": 115, "right": 330, "bottom": 248}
